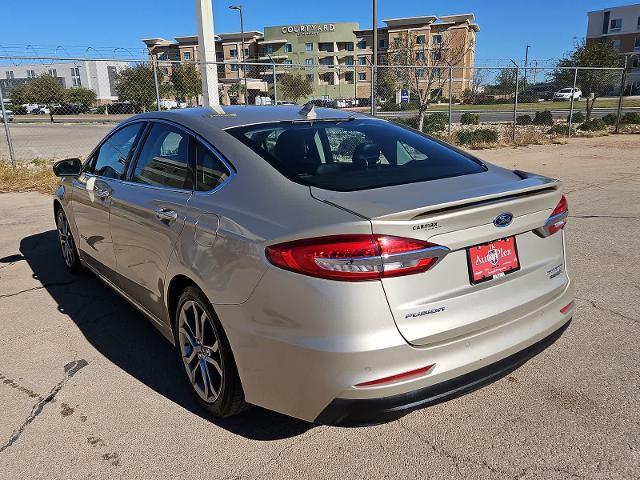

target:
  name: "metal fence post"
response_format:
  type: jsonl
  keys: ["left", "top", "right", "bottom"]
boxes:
{"left": 615, "top": 56, "right": 628, "bottom": 134}
{"left": 152, "top": 56, "right": 162, "bottom": 111}
{"left": 567, "top": 67, "right": 578, "bottom": 138}
{"left": 0, "top": 85, "right": 16, "bottom": 166}
{"left": 272, "top": 62, "right": 278, "bottom": 104}
{"left": 448, "top": 66, "right": 453, "bottom": 135}
{"left": 511, "top": 65, "right": 519, "bottom": 143}
{"left": 370, "top": 64, "right": 376, "bottom": 116}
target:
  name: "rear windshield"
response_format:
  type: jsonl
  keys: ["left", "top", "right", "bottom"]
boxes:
{"left": 227, "top": 118, "right": 486, "bottom": 192}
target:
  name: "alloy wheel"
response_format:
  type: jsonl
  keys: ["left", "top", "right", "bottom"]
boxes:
{"left": 178, "top": 300, "right": 224, "bottom": 403}
{"left": 56, "top": 209, "right": 76, "bottom": 268}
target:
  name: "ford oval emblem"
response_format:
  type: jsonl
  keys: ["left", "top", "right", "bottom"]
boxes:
{"left": 494, "top": 212, "right": 513, "bottom": 227}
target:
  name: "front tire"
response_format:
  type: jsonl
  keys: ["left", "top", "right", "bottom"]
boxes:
{"left": 55, "top": 207, "right": 82, "bottom": 273}
{"left": 174, "top": 286, "right": 246, "bottom": 418}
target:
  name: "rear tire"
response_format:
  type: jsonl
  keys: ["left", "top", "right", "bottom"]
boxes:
{"left": 174, "top": 286, "right": 246, "bottom": 418}
{"left": 55, "top": 207, "right": 82, "bottom": 273}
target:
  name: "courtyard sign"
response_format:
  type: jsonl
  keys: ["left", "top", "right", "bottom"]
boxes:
{"left": 281, "top": 24, "right": 336, "bottom": 36}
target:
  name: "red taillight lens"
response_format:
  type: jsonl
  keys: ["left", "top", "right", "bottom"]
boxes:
{"left": 536, "top": 195, "right": 569, "bottom": 237}
{"left": 355, "top": 364, "right": 435, "bottom": 387}
{"left": 265, "top": 234, "right": 447, "bottom": 281}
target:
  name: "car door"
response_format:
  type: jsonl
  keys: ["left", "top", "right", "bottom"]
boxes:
{"left": 71, "top": 122, "right": 146, "bottom": 281}
{"left": 108, "top": 120, "right": 194, "bottom": 321}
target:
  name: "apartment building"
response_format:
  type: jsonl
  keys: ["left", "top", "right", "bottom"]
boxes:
{"left": 143, "top": 13, "right": 479, "bottom": 102}
{"left": 0, "top": 60, "right": 130, "bottom": 103}
{"left": 587, "top": 4, "right": 640, "bottom": 92}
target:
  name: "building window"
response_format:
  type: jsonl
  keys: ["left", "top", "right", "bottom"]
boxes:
{"left": 305, "top": 58, "right": 314, "bottom": 65}
{"left": 357, "top": 39, "right": 366, "bottom": 49}
{"left": 183, "top": 51, "right": 191, "bottom": 61}
{"left": 432, "top": 51, "right": 442, "bottom": 61}
{"left": 265, "top": 44, "right": 273, "bottom": 54}
{"left": 319, "top": 57, "right": 333, "bottom": 66}
{"left": 637, "top": 16, "right": 640, "bottom": 29}
{"left": 416, "top": 35, "right": 425, "bottom": 45}
{"left": 635, "top": 36, "right": 640, "bottom": 51}
{"left": 158, "top": 52, "right": 168, "bottom": 60}
{"left": 345, "top": 42, "right": 354, "bottom": 51}
{"left": 216, "top": 53, "right": 224, "bottom": 62}
{"left": 306, "top": 73, "right": 314, "bottom": 82}
{"left": 415, "top": 51, "right": 425, "bottom": 62}
{"left": 230, "top": 64, "right": 239, "bottom": 71}
{"left": 230, "top": 48, "right": 238, "bottom": 58}
{"left": 283, "top": 59, "right": 293, "bottom": 65}
{"left": 610, "top": 18, "right": 622, "bottom": 32}
{"left": 344, "top": 56, "right": 354, "bottom": 66}
{"left": 612, "top": 39, "right": 622, "bottom": 50}
{"left": 305, "top": 42, "right": 313, "bottom": 52}
{"left": 379, "top": 54, "right": 387, "bottom": 65}
{"left": 48, "top": 68, "right": 57, "bottom": 77}
{"left": 284, "top": 43, "right": 292, "bottom": 53}
{"left": 416, "top": 68, "right": 424, "bottom": 78}
{"left": 433, "top": 67, "right": 442, "bottom": 78}
{"left": 5, "top": 71, "right": 14, "bottom": 79}
{"left": 379, "top": 39, "right": 387, "bottom": 49}
{"left": 243, "top": 48, "right": 249, "bottom": 58}
{"left": 432, "top": 34, "right": 442, "bottom": 45}
{"left": 318, "top": 42, "right": 333, "bottom": 52}
{"left": 345, "top": 71, "right": 353, "bottom": 82}
{"left": 358, "top": 72, "right": 366, "bottom": 81}
{"left": 27, "top": 69, "right": 36, "bottom": 78}
{"left": 358, "top": 56, "right": 367, "bottom": 66}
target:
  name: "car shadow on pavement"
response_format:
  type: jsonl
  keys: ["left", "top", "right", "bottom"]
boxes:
{"left": 18, "top": 230, "right": 314, "bottom": 441}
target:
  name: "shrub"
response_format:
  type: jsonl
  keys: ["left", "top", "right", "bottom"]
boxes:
{"left": 456, "top": 129, "right": 499, "bottom": 146}
{"left": 517, "top": 93, "right": 539, "bottom": 104}
{"left": 6, "top": 104, "right": 26, "bottom": 115}
{"left": 533, "top": 110, "right": 554, "bottom": 126}
{"left": 548, "top": 124, "right": 574, "bottom": 136}
{"left": 602, "top": 113, "right": 617, "bottom": 125}
{"left": 423, "top": 113, "right": 447, "bottom": 133}
{"left": 579, "top": 119, "right": 607, "bottom": 131}
{"left": 567, "top": 111, "right": 585, "bottom": 124}
{"left": 516, "top": 114, "right": 532, "bottom": 125}
{"left": 460, "top": 112, "right": 480, "bottom": 125}
{"left": 622, "top": 112, "right": 640, "bottom": 124}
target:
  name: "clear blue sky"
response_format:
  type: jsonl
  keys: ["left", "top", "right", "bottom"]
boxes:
{"left": 1, "top": 0, "right": 631, "bottom": 63}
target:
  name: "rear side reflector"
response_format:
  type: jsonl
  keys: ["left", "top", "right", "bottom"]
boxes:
{"left": 560, "top": 301, "right": 575, "bottom": 314}
{"left": 355, "top": 365, "right": 435, "bottom": 387}
{"left": 265, "top": 234, "right": 449, "bottom": 281}
{"left": 535, "top": 195, "right": 568, "bottom": 237}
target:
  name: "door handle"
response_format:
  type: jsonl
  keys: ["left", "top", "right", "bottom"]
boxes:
{"left": 155, "top": 208, "right": 178, "bottom": 222}
{"left": 94, "top": 186, "right": 111, "bottom": 199}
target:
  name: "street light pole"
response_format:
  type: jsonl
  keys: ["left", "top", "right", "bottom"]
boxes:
{"left": 229, "top": 5, "right": 248, "bottom": 104}
{"left": 371, "top": 0, "right": 377, "bottom": 116}
{"left": 523, "top": 45, "right": 530, "bottom": 91}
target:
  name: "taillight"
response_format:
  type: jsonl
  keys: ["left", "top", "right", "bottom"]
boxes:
{"left": 265, "top": 234, "right": 448, "bottom": 281}
{"left": 535, "top": 195, "right": 568, "bottom": 237}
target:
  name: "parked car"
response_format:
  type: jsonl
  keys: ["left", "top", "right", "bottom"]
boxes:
{"left": 52, "top": 103, "right": 88, "bottom": 115}
{"left": 0, "top": 109, "right": 14, "bottom": 122}
{"left": 34, "top": 105, "right": 51, "bottom": 115}
{"left": 553, "top": 88, "right": 582, "bottom": 101}
{"left": 52, "top": 105, "right": 574, "bottom": 426}
{"left": 254, "top": 96, "right": 273, "bottom": 106}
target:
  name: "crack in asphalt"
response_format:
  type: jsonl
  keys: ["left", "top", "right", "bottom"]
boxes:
{"left": 576, "top": 297, "right": 640, "bottom": 325}
{"left": 0, "top": 359, "right": 88, "bottom": 454}
{"left": 0, "top": 280, "right": 77, "bottom": 299}
{"left": 0, "top": 372, "right": 43, "bottom": 401}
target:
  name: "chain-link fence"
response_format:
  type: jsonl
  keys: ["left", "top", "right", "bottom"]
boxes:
{"left": 0, "top": 55, "right": 635, "bottom": 163}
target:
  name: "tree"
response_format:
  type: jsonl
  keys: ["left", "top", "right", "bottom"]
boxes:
{"left": 171, "top": 63, "right": 202, "bottom": 106}
{"left": 279, "top": 73, "right": 313, "bottom": 104}
{"left": 66, "top": 87, "right": 97, "bottom": 110}
{"left": 24, "top": 74, "right": 67, "bottom": 122}
{"left": 8, "top": 83, "right": 32, "bottom": 105}
{"left": 115, "top": 64, "right": 172, "bottom": 112}
{"left": 490, "top": 69, "right": 517, "bottom": 95}
{"left": 387, "top": 30, "right": 475, "bottom": 131}
{"left": 552, "top": 39, "right": 623, "bottom": 120}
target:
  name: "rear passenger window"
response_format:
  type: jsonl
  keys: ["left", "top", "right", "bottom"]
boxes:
{"left": 88, "top": 123, "right": 144, "bottom": 179}
{"left": 195, "top": 141, "right": 230, "bottom": 191}
{"left": 132, "top": 123, "right": 193, "bottom": 190}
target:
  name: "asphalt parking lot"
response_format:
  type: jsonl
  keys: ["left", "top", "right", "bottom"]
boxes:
{"left": 0, "top": 135, "right": 638, "bottom": 479}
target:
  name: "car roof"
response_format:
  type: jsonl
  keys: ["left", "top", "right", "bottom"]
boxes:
{"left": 128, "top": 105, "right": 370, "bottom": 131}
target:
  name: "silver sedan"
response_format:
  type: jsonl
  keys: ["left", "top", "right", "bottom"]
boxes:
{"left": 52, "top": 105, "right": 574, "bottom": 426}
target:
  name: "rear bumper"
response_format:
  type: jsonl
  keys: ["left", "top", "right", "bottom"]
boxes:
{"left": 315, "top": 318, "right": 571, "bottom": 427}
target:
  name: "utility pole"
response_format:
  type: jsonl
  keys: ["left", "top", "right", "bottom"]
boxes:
{"left": 195, "top": 0, "right": 220, "bottom": 108}
{"left": 523, "top": 45, "right": 530, "bottom": 91}
{"left": 229, "top": 5, "right": 248, "bottom": 104}
{"left": 371, "top": 0, "right": 377, "bottom": 116}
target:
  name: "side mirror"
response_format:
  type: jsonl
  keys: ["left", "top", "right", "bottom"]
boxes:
{"left": 53, "top": 158, "right": 82, "bottom": 177}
